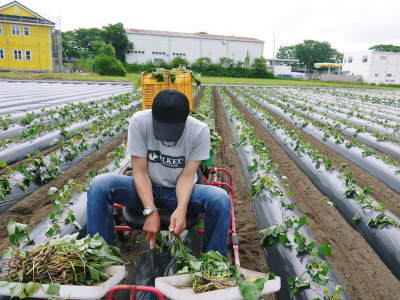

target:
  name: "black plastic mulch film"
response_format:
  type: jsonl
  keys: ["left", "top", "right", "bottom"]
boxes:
{"left": 230, "top": 88, "right": 400, "bottom": 280}
{"left": 241, "top": 89, "right": 400, "bottom": 194}
{"left": 219, "top": 88, "right": 349, "bottom": 300}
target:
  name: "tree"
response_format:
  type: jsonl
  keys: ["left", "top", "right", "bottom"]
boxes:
{"left": 244, "top": 51, "right": 251, "bottom": 68}
{"left": 219, "top": 57, "right": 235, "bottom": 68}
{"left": 170, "top": 56, "right": 189, "bottom": 68}
{"left": 276, "top": 46, "right": 296, "bottom": 60}
{"left": 294, "top": 40, "right": 342, "bottom": 71}
{"left": 62, "top": 28, "right": 103, "bottom": 60}
{"left": 92, "top": 55, "right": 127, "bottom": 76}
{"left": 251, "top": 57, "right": 273, "bottom": 78}
{"left": 93, "top": 40, "right": 116, "bottom": 57}
{"left": 369, "top": 44, "right": 400, "bottom": 53}
{"left": 191, "top": 57, "right": 212, "bottom": 72}
{"left": 102, "top": 23, "right": 134, "bottom": 62}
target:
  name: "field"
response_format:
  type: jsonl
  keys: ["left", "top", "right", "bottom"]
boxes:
{"left": 0, "top": 82, "right": 399, "bottom": 299}
{"left": 2, "top": 71, "right": 400, "bottom": 89}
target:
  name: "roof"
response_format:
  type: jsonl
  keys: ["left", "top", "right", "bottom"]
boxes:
{"left": 126, "top": 28, "right": 264, "bottom": 43}
{"left": 0, "top": 1, "right": 54, "bottom": 26}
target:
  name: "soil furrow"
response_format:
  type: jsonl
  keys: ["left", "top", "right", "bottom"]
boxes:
{"left": 225, "top": 88, "right": 400, "bottom": 300}
{"left": 212, "top": 88, "right": 271, "bottom": 271}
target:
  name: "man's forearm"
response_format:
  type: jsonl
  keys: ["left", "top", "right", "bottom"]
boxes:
{"left": 133, "top": 171, "right": 155, "bottom": 208}
{"left": 175, "top": 174, "right": 194, "bottom": 212}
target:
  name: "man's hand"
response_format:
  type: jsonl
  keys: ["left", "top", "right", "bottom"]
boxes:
{"left": 143, "top": 211, "right": 160, "bottom": 248}
{"left": 169, "top": 207, "right": 187, "bottom": 235}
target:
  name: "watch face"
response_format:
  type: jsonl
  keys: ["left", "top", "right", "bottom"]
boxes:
{"left": 143, "top": 208, "right": 154, "bottom": 216}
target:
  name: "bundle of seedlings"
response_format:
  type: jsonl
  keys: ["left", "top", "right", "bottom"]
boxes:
{"left": 0, "top": 222, "right": 124, "bottom": 298}
{"left": 159, "top": 232, "right": 274, "bottom": 299}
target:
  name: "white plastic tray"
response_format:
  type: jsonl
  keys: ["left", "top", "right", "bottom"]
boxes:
{"left": 0, "top": 266, "right": 126, "bottom": 300}
{"left": 155, "top": 267, "right": 280, "bottom": 300}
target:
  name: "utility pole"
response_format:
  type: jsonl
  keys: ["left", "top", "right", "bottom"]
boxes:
{"left": 272, "top": 35, "right": 276, "bottom": 67}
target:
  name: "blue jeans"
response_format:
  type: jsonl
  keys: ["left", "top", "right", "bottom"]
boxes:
{"left": 87, "top": 174, "right": 231, "bottom": 255}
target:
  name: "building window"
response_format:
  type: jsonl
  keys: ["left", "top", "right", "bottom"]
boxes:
{"left": 386, "top": 73, "right": 392, "bottom": 77}
{"left": 0, "top": 49, "right": 4, "bottom": 59}
{"left": 0, "top": 24, "right": 3, "bottom": 34}
{"left": 347, "top": 56, "right": 353, "bottom": 63}
{"left": 374, "top": 73, "right": 378, "bottom": 77}
{"left": 25, "top": 50, "right": 31, "bottom": 61}
{"left": 13, "top": 49, "right": 22, "bottom": 60}
{"left": 380, "top": 55, "right": 387, "bottom": 60}
{"left": 11, "top": 24, "right": 20, "bottom": 35}
{"left": 23, "top": 26, "right": 30, "bottom": 36}
{"left": 362, "top": 56, "right": 368, "bottom": 63}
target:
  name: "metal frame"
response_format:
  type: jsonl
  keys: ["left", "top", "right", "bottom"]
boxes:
{"left": 106, "top": 285, "right": 165, "bottom": 300}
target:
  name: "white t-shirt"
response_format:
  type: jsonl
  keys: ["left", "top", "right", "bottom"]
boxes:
{"left": 127, "top": 110, "right": 210, "bottom": 187}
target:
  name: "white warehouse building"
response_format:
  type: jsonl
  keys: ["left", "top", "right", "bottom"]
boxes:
{"left": 125, "top": 29, "right": 264, "bottom": 64}
{"left": 342, "top": 50, "right": 400, "bottom": 84}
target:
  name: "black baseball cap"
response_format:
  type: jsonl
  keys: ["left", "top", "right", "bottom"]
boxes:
{"left": 152, "top": 90, "right": 190, "bottom": 142}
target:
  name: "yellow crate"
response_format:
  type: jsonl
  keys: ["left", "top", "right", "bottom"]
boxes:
{"left": 141, "top": 72, "right": 193, "bottom": 110}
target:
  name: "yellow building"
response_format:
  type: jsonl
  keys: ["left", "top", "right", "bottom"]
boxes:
{"left": 0, "top": 1, "right": 55, "bottom": 71}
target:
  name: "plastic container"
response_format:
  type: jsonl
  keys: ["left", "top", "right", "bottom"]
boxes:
{"left": 155, "top": 267, "right": 280, "bottom": 300}
{"left": 0, "top": 266, "right": 126, "bottom": 300}
{"left": 141, "top": 72, "right": 193, "bottom": 110}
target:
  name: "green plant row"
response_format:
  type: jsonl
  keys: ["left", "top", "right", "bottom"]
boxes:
{"left": 239, "top": 88, "right": 400, "bottom": 171}
{"left": 280, "top": 88, "right": 400, "bottom": 130}
{"left": 191, "top": 87, "right": 222, "bottom": 166}
{"left": 0, "top": 92, "right": 140, "bottom": 148}
{"left": 230, "top": 89, "right": 399, "bottom": 229}
{"left": 219, "top": 89, "right": 343, "bottom": 299}
{"left": 257, "top": 87, "right": 400, "bottom": 142}
{"left": 0, "top": 107, "right": 138, "bottom": 203}
{"left": 311, "top": 88, "right": 400, "bottom": 109}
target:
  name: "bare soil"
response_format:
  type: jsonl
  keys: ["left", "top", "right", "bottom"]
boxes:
{"left": 225, "top": 88, "right": 400, "bottom": 300}
{"left": 0, "top": 133, "right": 128, "bottom": 252}
{"left": 213, "top": 88, "right": 277, "bottom": 300}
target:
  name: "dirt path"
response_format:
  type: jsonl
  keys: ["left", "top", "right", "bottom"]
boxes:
{"left": 0, "top": 133, "right": 128, "bottom": 252}
{"left": 225, "top": 88, "right": 400, "bottom": 300}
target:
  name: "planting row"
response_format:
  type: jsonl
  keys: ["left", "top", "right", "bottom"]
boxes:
{"left": 0, "top": 81, "right": 132, "bottom": 116}
{"left": 0, "top": 92, "right": 140, "bottom": 146}
{"left": 311, "top": 88, "right": 400, "bottom": 110}
{"left": 248, "top": 87, "right": 400, "bottom": 159}
{"left": 224, "top": 88, "right": 400, "bottom": 279}
{"left": 257, "top": 87, "right": 400, "bottom": 143}
{"left": 235, "top": 87, "right": 400, "bottom": 194}
{"left": 218, "top": 88, "right": 347, "bottom": 299}
{"left": 0, "top": 105, "right": 139, "bottom": 212}
{"left": 281, "top": 88, "right": 400, "bottom": 126}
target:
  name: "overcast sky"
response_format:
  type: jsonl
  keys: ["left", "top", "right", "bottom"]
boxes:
{"left": 14, "top": 0, "right": 400, "bottom": 57}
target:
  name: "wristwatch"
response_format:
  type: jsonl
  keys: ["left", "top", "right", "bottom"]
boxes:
{"left": 143, "top": 207, "right": 157, "bottom": 216}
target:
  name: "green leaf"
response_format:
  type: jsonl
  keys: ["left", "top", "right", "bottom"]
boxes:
{"left": 296, "top": 216, "right": 307, "bottom": 228}
{"left": 0, "top": 161, "right": 7, "bottom": 168}
{"left": 239, "top": 277, "right": 266, "bottom": 300}
{"left": 46, "top": 283, "right": 60, "bottom": 296}
{"left": 48, "top": 187, "right": 58, "bottom": 195}
{"left": 10, "top": 283, "right": 25, "bottom": 297}
{"left": 352, "top": 215, "right": 361, "bottom": 224}
{"left": 279, "top": 234, "right": 290, "bottom": 246}
{"left": 319, "top": 242, "right": 332, "bottom": 257}
{"left": 23, "top": 282, "right": 41, "bottom": 297}
{"left": 0, "top": 281, "right": 8, "bottom": 287}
